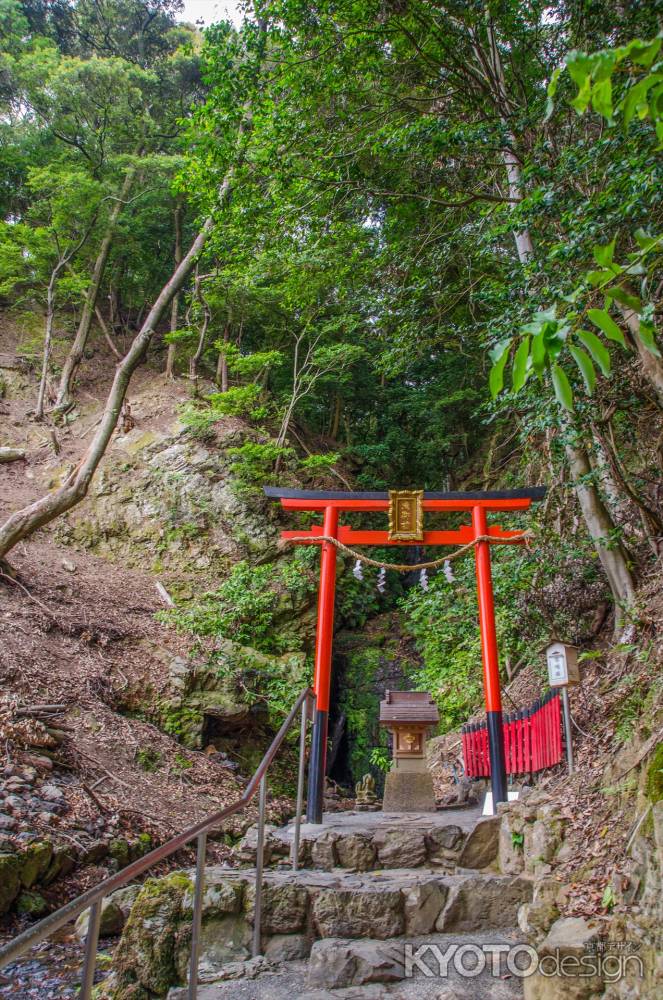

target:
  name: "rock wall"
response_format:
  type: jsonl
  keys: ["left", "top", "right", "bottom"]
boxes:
{"left": 57, "top": 414, "right": 284, "bottom": 587}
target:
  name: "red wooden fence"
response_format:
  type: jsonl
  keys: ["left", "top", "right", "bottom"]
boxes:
{"left": 462, "top": 690, "right": 562, "bottom": 777}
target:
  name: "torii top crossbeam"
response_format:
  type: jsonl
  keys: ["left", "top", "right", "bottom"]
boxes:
{"left": 265, "top": 486, "right": 545, "bottom": 547}
{"left": 264, "top": 485, "right": 545, "bottom": 822}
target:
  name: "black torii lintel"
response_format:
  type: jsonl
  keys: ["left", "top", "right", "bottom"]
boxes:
{"left": 264, "top": 486, "right": 547, "bottom": 501}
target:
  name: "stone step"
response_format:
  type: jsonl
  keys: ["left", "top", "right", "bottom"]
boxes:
{"left": 234, "top": 807, "right": 500, "bottom": 874}
{"left": 110, "top": 863, "right": 533, "bottom": 996}
{"left": 204, "top": 864, "right": 532, "bottom": 940}
{"left": 166, "top": 930, "right": 525, "bottom": 999}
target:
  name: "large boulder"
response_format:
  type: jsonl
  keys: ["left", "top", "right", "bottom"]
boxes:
{"left": 312, "top": 887, "right": 404, "bottom": 939}
{"left": 307, "top": 939, "right": 405, "bottom": 990}
{"left": 75, "top": 898, "right": 125, "bottom": 940}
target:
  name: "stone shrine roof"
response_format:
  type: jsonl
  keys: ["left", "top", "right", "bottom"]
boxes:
{"left": 379, "top": 690, "right": 440, "bottom": 725}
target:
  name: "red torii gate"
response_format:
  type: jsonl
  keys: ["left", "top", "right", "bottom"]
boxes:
{"left": 264, "top": 486, "right": 545, "bottom": 823}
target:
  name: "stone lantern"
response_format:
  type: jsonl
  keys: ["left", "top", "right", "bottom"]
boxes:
{"left": 379, "top": 690, "right": 439, "bottom": 812}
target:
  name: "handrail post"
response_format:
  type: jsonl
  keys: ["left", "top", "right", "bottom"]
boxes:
{"left": 80, "top": 900, "right": 102, "bottom": 1000}
{"left": 292, "top": 697, "right": 308, "bottom": 871}
{"left": 252, "top": 773, "right": 268, "bottom": 957}
{"left": 187, "top": 831, "right": 207, "bottom": 1000}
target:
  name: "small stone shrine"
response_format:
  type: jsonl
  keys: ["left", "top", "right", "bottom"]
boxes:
{"left": 379, "top": 690, "right": 439, "bottom": 812}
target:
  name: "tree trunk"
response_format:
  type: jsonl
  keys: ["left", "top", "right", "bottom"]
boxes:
{"left": 616, "top": 303, "right": 663, "bottom": 407}
{"left": 35, "top": 267, "right": 60, "bottom": 420}
{"left": 565, "top": 433, "right": 636, "bottom": 615}
{"left": 0, "top": 163, "right": 240, "bottom": 562}
{"left": 189, "top": 273, "right": 211, "bottom": 396}
{"left": 165, "top": 201, "right": 183, "bottom": 380}
{"left": 54, "top": 164, "right": 138, "bottom": 410}
{"left": 216, "top": 322, "right": 230, "bottom": 390}
{"left": 501, "top": 146, "right": 534, "bottom": 262}
{"left": 94, "top": 306, "right": 122, "bottom": 360}
{"left": 330, "top": 394, "right": 342, "bottom": 439}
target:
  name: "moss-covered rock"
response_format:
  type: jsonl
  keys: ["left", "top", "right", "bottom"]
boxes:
{"left": 20, "top": 841, "right": 53, "bottom": 889}
{"left": 16, "top": 891, "right": 48, "bottom": 917}
{"left": 159, "top": 639, "right": 307, "bottom": 750}
{"left": 646, "top": 741, "right": 663, "bottom": 804}
{"left": 112, "top": 872, "right": 192, "bottom": 996}
{"left": 42, "top": 845, "right": 76, "bottom": 886}
{"left": 75, "top": 899, "right": 127, "bottom": 940}
{"left": 109, "top": 839, "right": 131, "bottom": 868}
{"left": 0, "top": 854, "right": 22, "bottom": 915}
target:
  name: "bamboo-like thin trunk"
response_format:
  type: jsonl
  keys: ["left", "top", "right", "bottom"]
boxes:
{"left": 189, "top": 275, "right": 211, "bottom": 396}
{"left": 54, "top": 164, "right": 139, "bottom": 410}
{"left": 165, "top": 201, "right": 183, "bottom": 380}
{"left": 216, "top": 323, "right": 230, "bottom": 390}
{"left": 35, "top": 268, "right": 60, "bottom": 420}
{"left": 330, "top": 394, "right": 342, "bottom": 439}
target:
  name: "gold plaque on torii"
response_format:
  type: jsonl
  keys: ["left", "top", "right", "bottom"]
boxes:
{"left": 388, "top": 490, "right": 424, "bottom": 541}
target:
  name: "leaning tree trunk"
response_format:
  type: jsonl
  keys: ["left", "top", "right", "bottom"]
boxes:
{"left": 617, "top": 303, "right": 663, "bottom": 407}
{"left": 54, "top": 164, "right": 138, "bottom": 410}
{"left": 565, "top": 432, "right": 636, "bottom": 613}
{"left": 0, "top": 165, "right": 240, "bottom": 562}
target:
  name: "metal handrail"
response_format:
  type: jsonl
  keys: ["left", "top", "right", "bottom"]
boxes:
{"left": 0, "top": 686, "right": 316, "bottom": 999}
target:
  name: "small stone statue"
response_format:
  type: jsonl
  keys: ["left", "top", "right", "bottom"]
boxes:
{"left": 355, "top": 773, "right": 380, "bottom": 812}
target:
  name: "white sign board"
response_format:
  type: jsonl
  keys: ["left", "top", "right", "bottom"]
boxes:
{"left": 545, "top": 641, "right": 579, "bottom": 687}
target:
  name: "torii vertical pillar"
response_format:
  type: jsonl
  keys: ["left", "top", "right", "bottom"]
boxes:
{"left": 472, "top": 505, "right": 508, "bottom": 807}
{"left": 307, "top": 505, "right": 339, "bottom": 823}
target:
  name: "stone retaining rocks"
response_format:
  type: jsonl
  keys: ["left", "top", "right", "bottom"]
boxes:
{"left": 402, "top": 880, "right": 448, "bottom": 934}
{"left": 107, "top": 865, "right": 534, "bottom": 996}
{"left": 436, "top": 875, "right": 533, "bottom": 932}
{"left": 307, "top": 938, "right": 405, "bottom": 990}
{"left": 523, "top": 916, "right": 603, "bottom": 1000}
{"left": 312, "top": 887, "right": 405, "bottom": 939}
{"left": 456, "top": 816, "right": 500, "bottom": 869}
{"left": 372, "top": 828, "right": 427, "bottom": 868}
{"left": 335, "top": 833, "right": 376, "bottom": 871}
{"left": 497, "top": 791, "right": 567, "bottom": 878}
{"left": 234, "top": 814, "right": 477, "bottom": 873}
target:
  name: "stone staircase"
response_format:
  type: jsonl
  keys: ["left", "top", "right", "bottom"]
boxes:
{"left": 109, "top": 807, "right": 534, "bottom": 999}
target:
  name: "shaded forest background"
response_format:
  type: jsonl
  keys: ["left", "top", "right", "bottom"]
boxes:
{"left": 0, "top": 0, "right": 662, "bottom": 740}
